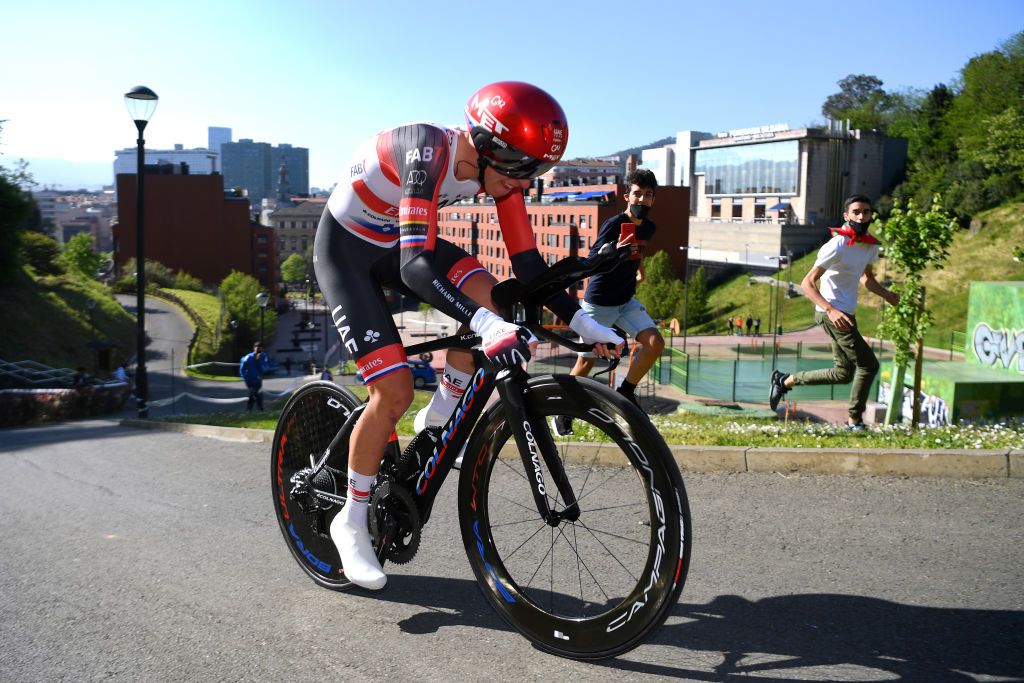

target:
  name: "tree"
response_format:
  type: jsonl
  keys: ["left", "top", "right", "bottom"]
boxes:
{"left": 678, "top": 264, "right": 709, "bottom": 326}
{"left": 61, "top": 232, "right": 101, "bottom": 279}
{"left": 0, "top": 121, "right": 34, "bottom": 284}
{"left": 876, "top": 197, "right": 956, "bottom": 427}
{"left": 19, "top": 229, "right": 63, "bottom": 276}
{"left": 220, "top": 270, "right": 277, "bottom": 347}
{"left": 280, "top": 253, "right": 307, "bottom": 284}
{"left": 635, "top": 250, "right": 685, "bottom": 321}
{"left": 821, "top": 74, "right": 895, "bottom": 130}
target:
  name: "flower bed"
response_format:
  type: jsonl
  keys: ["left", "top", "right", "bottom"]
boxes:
{"left": 0, "top": 383, "right": 130, "bottom": 427}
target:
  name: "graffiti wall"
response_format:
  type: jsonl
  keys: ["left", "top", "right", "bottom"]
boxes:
{"left": 967, "top": 282, "right": 1024, "bottom": 375}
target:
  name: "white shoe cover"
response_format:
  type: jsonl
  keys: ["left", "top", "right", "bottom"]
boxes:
{"left": 413, "top": 405, "right": 448, "bottom": 433}
{"left": 329, "top": 512, "right": 386, "bottom": 590}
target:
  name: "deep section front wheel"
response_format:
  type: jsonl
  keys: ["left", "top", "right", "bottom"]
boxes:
{"left": 270, "top": 380, "right": 364, "bottom": 590}
{"left": 458, "top": 375, "right": 691, "bottom": 660}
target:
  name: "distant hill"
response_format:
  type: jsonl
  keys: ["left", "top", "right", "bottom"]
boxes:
{"left": 600, "top": 137, "right": 677, "bottom": 161}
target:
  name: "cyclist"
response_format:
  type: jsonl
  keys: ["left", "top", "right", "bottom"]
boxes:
{"left": 313, "top": 81, "right": 624, "bottom": 590}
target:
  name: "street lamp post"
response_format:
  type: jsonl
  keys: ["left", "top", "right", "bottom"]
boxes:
{"left": 744, "top": 243, "right": 749, "bottom": 270}
{"left": 786, "top": 248, "right": 794, "bottom": 297}
{"left": 124, "top": 85, "right": 158, "bottom": 418}
{"left": 256, "top": 291, "right": 270, "bottom": 345}
{"left": 679, "top": 245, "right": 689, "bottom": 354}
{"left": 765, "top": 254, "right": 788, "bottom": 368}
{"left": 230, "top": 319, "right": 239, "bottom": 360}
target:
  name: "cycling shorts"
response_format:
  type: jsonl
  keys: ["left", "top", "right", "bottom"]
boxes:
{"left": 313, "top": 211, "right": 487, "bottom": 385}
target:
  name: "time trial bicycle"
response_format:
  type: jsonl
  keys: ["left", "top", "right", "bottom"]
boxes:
{"left": 270, "top": 245, "right": 692, "bottom": 660}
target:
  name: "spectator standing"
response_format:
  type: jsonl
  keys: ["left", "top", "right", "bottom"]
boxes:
{"left": 745, "top": 315, "right": 753, "bottom": 336}
{"left": 754, "top": 316, "right": 761, "bottom": 336}
{"left": 552, "top": 167, "right": 664, "bottom": 435}
{"left": 727, "top": 318, "right": 734, "bottom": 336}
{"left": 240, "top": 343, "right": 270, "bottom": 412}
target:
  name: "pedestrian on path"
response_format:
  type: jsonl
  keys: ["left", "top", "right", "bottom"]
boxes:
{"left": 754, "top": 317, "right": 761, "bottom": 336}
{"left": 240, "top": 343, "right": 270, "bottom": 412}
{"left": 727, "top": 318, "right": 734, "bottom": 336}
{"left": 769, "top": 195, "right": 899, "bottom": 430}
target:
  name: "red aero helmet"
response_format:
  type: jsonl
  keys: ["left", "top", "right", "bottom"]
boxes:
{"left": 465, "top": 81, "right": 568, "bottom": 180}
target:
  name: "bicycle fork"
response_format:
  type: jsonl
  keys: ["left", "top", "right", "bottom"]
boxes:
{"left": 497, "top": 369, "right": 580, "bottom": 525}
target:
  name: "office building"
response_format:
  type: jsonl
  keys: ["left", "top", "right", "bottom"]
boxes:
{"left": 208, "top": 126, "right": 232, "bottom": 165}
{"left": 641, "top": 122, "right": 907, "bottom": 274}
{"left": 221, "top": 139, "right": 309, "bottom": 210}
{"left": 113, "top": 144, "right": 219, "bottom": 178}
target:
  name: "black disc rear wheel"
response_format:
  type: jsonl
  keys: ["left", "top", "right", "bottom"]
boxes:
{"left": 271, "top": 380, "right": 389, "bottom": 590}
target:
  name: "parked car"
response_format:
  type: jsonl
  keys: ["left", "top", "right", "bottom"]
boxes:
{"left": 407, "top": 359, "right": 437, "bottom": 389}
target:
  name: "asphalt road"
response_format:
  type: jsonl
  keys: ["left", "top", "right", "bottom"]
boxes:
{"left": 2, "top": 420, "right": 1022, "bottom": 682}
{"left": 115, "top": 295, "right": 325, "bottom": 417}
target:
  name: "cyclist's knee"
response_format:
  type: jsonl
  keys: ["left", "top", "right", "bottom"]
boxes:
{"left": 368, "top": 378, "right": 414, "bottom": 421}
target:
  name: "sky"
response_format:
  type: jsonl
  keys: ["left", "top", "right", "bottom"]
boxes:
{"left": 1, "top": 0, "right": 1022, "bottom": 191}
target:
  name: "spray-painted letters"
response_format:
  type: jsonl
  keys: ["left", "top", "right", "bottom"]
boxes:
{"left": 972, "top": 323, "right": 1024, "bottom": 373}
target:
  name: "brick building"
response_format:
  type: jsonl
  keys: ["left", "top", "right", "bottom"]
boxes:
{"left": 113, "top": 173, "right": 277, "bottom": 294}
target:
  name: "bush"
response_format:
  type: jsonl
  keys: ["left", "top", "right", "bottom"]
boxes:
{"left": 20, "top": 231, "right": 64, "bottom": 276}
{"left": 173, "top": 270, "right": 205, "bottom": 292}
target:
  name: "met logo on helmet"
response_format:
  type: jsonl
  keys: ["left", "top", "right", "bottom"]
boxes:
{"left": 469, "top": 93, "right": 509, "bottom": 136}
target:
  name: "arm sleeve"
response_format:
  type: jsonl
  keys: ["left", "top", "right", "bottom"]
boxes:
{"left": 391, "top": 124, "right": 483, "bottom": 324}
{"left": 495, "top": 190, "right": 580, "bottom": 324}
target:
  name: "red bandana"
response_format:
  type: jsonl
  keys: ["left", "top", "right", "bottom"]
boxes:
{"left": 830, "top": 224, "right": 879, "bottom": 246}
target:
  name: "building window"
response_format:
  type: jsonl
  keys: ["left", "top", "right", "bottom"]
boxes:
{"left": 695, "top": 139, "right": 799, "bottom": 196}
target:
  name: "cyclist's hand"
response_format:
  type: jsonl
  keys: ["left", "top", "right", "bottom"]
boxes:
{"left": 470, "top": 308, "right": 532, "bottom": 368}
{"left": 569, "top": 310, "right": 624, "bottom": 359}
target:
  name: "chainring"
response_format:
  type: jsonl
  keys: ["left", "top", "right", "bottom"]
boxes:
{"left": 368, "top": 480, "right": 422, "bottom": 565}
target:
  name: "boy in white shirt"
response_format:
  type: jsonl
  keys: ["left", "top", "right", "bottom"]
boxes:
{"left": 769, "top": 195, "right": 900, "bottom": 430}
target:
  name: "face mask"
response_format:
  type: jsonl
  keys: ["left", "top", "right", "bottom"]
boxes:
{"left": 848, "top": 218, "right": 871, "bottom": 235}
{"left": 629, "top": 204, "right": 650, "bottom": 220}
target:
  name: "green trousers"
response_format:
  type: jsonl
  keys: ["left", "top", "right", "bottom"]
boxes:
{"left": 790, "top": 311, "right": 880, "bottom": 422}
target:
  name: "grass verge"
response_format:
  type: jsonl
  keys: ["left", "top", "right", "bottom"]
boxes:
{"left": 158, "top": 386, "right": 1024, "bottom": 449}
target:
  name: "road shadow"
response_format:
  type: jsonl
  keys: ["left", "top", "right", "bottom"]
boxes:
{"left": 371, "top": 577, "right": 1024, "bottom": 679}
{"left": 0, "top": 418, "right": 143, "bottom": 451}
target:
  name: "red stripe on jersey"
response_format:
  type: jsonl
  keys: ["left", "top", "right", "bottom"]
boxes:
{"left": 494, "top": 190, "right": 534, "bottom": 256}
{"left": 447, "top": 256, "right": 487, "bottom": 289}
{"left": 339, "top": 218, "right": 399, "bottom": 245}
{"left": 353, "top": 179, "right": 399, "bottom": 217}
{"left": 375, "top": 133, "right": 401, "bottom": 185}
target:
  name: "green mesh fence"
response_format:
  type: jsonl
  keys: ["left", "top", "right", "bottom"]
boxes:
{"left": 656, "top": 342, "right": 891, "bottom": 405}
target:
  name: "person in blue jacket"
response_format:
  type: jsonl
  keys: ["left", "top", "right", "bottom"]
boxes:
{"left": 240, "top": 343, "right": 270, "bottom": 412}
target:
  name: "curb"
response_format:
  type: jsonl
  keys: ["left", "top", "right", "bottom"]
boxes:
{"left": 120, "top": 419, "right": 1019, "bottom": 479}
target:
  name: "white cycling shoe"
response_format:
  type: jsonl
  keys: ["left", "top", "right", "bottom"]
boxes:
{"left": 413, "top": 405, "right": 465, "bottom": 469}
{"left": 329, "top": 512, "right": 387, "bottom": 590}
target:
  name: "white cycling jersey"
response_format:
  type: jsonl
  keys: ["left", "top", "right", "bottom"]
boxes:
{"left": 326, "top": 123, "right": 480, "bottom": 248}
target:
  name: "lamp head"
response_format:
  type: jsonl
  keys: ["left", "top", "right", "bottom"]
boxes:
{"left": 124, "top": 86, "right": 159, "bottom": 125}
